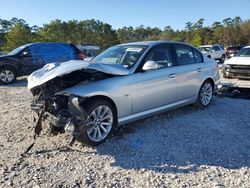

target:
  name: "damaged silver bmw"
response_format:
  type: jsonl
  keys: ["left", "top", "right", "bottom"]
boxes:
{"left": 28, "top": 41, "right": 219, "bottom": 146}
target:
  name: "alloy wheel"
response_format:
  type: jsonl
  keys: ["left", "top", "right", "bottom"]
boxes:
{"left": 0, "top": 69, "right": 15, "bottom": 83}
{"left": 87, "top": 105, "right": 113, "bottom": 142}
{"left": 200, "top": 83, "right": 213, "bottom": 106}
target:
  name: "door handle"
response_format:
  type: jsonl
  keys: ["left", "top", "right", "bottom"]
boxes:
{"left": 169, "top": 73, "right": 176, "bottom": 78}
{"left": 197, "top": 68, "right": 202, "bottom": 72}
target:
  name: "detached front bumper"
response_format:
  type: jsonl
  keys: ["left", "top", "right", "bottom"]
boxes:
{"left": 46, "top": 111, "right": 71, "bottom": 127}
{"left": 31, "top": 95, "right": 89, "bottom": 142}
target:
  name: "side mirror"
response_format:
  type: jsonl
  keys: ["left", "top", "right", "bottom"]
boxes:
{"left": 142, "top": 60, "right": 159, "bottom": 71}
{"left": 22, "top": 51, "right": 29, "bottom": 57}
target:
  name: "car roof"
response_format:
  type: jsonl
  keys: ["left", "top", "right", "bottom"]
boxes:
{"left": 199, "top": 45, "right": 212, "bottom": 47}
{"left": 199, "top": 44, "right": 223, "bottom": 47}
{"left": 24, "top": 42, "right": 74, "bottom": 47}
{"left": 229, "top": 45, "right": 245, "bottom": 47}
{"left": 243, "top": 46, "right": 250, "bottom": 49}
{"left": 117, "top": 40, "right": 192, "bottom": 47}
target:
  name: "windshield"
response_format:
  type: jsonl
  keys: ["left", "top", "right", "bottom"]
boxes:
{"left": 198, "top": 47, "right": 211, "bottom": 53}
{"left": 7, "top": 44, "right": 28, "bottom": 55}
{"left": 92, "top": 45, "right": 147, "bottom": 68}
{"left": 236, "top": 48, "right": 250, "bottom": 57}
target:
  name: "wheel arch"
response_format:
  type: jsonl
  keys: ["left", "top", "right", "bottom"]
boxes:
{"left": 0, "top": 64, "right": 18, "bottom": 75}
{"left": 202, "top": 77, "right": 215, "bottom": 90}
{"left": 83, "top": 95, "right": 118, "bottom": 121}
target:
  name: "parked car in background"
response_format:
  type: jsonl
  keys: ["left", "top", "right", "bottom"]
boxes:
{"left": 198, "top": 44, "right": 225, "bottom": 63}
{"left": 225, "top": 45, "right": 245, "bottom": 59}
{"left": 77, "top": 45, "right": 100, "bottom": 61}
{"left": 0, "top": 42, "right": 84, "bottom": 84}
{"left": 223, "top": 46, "right": 250, "bottom": 79}
{"left": 28, "top": 41, "right": 219, "bottom": 146}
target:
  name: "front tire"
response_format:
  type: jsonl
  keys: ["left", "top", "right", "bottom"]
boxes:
{"left": 195, "top": 80, "right": 213, "bottom": 107}
{"left": 0, "top": 67, "right": 17, "bottom": 84}
{"left": 78, "top": 99, "right": 116, "bottom": 146}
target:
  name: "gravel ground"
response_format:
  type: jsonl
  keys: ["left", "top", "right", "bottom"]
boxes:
{"left": 0, "top": 78, "right": 250, "bottom": 188}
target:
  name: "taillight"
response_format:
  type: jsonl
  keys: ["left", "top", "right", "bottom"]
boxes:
{"left": 79, "top": 51, "right": 85, "bottom": 60}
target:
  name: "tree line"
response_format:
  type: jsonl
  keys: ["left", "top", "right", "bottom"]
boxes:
{"left": 0, "top": 17, "right": 250, "bottom": 52}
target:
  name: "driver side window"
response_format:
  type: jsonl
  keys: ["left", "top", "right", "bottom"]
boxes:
{"left": 144, "top": 45, "right": 173, "bottom": 69}
{"left": 29, "top": 45, "right": 42, "bottom": 55}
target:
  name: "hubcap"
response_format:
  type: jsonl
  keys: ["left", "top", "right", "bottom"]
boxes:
{"left": 0, "top": 69, "right": 15, "bottom": 83}
{"left": 200, "top": 83, "right": 213, "bottom": 106}
{"left": 87, "top": 105, "right": 113, "bottom": 142}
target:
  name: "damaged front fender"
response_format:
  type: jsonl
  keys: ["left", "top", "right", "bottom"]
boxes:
{"left": 65, "top": 95, "right": 89, "bottom": 134}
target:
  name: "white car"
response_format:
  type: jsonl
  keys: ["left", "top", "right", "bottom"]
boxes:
{"left": 223, "top": 46, "right": 250, "bottom": 79}
{"left": 198, "top": 45, "right": 225, "bottom": 63}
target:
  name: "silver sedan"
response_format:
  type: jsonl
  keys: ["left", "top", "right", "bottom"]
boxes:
{"left": 28, "top": 41, "right": 219, "bottom": 146}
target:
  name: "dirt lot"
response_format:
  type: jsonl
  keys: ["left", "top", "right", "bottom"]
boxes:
{"left": 0, "top": 78, "right": 250, "bottom": 188}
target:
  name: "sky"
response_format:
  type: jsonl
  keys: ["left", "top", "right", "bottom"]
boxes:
{"left": 0, "top": 0, "right": 250, "bottom": 30}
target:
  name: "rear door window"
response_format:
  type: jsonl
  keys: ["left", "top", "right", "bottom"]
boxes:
{"left": 212, "top": 46, "right": 221, "bottom": 51}
{"left": 193, "top": 49, "right": 203, "bottom": 63}
{"left": 174, "top": 44, "right": 195, "bottom": 65}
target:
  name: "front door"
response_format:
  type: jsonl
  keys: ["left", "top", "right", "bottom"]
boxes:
{"left": 21, "top": 45, "right": 46, "bottom": 75}
{"left": 131, "top": 44, "right": 178, "bottom": 114}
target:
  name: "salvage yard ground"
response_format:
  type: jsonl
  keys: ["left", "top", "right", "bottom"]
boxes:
{"left": 0, "top": 78, "right": 250, "bottom": 187}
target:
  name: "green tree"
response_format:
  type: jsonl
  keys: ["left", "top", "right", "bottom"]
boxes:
{"left": 160, "top": 26, "right": 175, "bottom": 40}
{"left": 3, "top": 23, "right": 33, "bottom": 51}
{"left": 241, "top": 19, "right": 250, "bottom": 44}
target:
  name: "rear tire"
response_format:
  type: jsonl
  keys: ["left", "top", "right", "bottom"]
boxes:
{"left": 0, "top": 67, "right": 17, "bottom": 84}
{"left": 195, "top": 80, "right": 214, "bottom": 108}
{"left": 78, "top": 99, "right": 116, "bottom": 146}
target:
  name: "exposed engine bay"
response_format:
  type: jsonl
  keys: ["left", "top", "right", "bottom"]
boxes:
{"left": 30, "top": 68, "right": 114, "bottom": 145}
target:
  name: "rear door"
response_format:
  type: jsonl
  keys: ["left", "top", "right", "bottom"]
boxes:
{"left": 173, "top": 44, "right": 204, "bottom": 101}
{"left": 53, "top": 44, "right": 78, "bottom": 62}
{"left": 131, "top": 44, "right": 178, "bottom": 113}
{"left": 41, "top": 44, "right": 64, "bottom": 63}
{"left": 211, "top": 45, "right": 222, "bottom": 59}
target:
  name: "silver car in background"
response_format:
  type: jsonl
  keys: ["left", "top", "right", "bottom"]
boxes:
{"left": 28, "top": 41, "right": 219, "bottom": 146}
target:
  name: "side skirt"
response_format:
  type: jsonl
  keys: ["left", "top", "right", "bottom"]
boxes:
{"left": 117, "top": 96, "right": 197, "bottom": 125}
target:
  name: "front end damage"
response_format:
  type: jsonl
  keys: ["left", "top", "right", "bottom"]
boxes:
{"left": 30, "top": 71, "right": 104, "bottom": 144}
{"left": 28, "top": 60, "right": 128, "bottom": 144}
{"left": 31, "top": 90, "right": 89, "bottom": 145}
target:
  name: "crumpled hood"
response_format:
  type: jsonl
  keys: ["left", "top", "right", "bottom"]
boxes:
{"left": 27, "top": 60, "right": 130, "bottom": 89}
{"left": 224, "top": 56, "right": 250, "bottom": 65}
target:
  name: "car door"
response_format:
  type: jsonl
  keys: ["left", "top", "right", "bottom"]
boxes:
{"left": 131, "top": 44, "right": 178, "bottom": 114}
{"left": 173, "top": 44, "right": 204, "bottom": 101}
{"left": 20, "top": 45, "right": 46, "bottom": 75}
{"left": 42, "top": 44, "right": 63, "bottom": 63}
{"left": 48, "top": 44, "right": 70, "bottom": 63}
{"left": 211, "top": 45, "right": 221, "bottom": 59}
